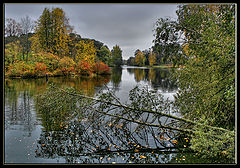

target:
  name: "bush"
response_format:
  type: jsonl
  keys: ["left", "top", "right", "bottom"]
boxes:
{"left": 52, "top": 69, "right": 63, "bottom": 76}
{"left": 76, "top": 61, "right": 93, "bottom": 76}
{"left": 92, "top": 62, "right": 111, "bottom": 75}
{"left": 7, "top": 61, "right": 30, "bottom": 77}
{"left": 58, "top": 57, "right": 76, "bottom": 76}
{"left": 34, "top": 62, "right": 47, "bottom": 77}
{"left": 32, "top": 52, "right": 60, "bottom": 72}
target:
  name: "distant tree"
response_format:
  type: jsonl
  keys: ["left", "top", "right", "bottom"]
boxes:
{"left": 20, "top": 15, "right": 35, "bottom": 61}
{"left": 127, "top": 57, "right": 136, "bottom": 66}
{"left": 111, "top": 45, "right": 123, "bottom": 67}
{"left": 5, "top": 18, "right": 22, "bottom": 37}
{"left": 148, "top": 51, "right": 157, "bottom": 67}
{"left": 135, "top": 50, "right": 145, "bottom": 66}
{"left": 142, "top": 49, "right": 150, "bottom": 66}
{"left": 97, "top": 45, "right": 112, "bottom": 65}
{"left": 68, "top": 33, "right": 81, "bottom": 60}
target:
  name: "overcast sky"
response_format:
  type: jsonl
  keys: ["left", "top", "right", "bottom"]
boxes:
{"left": 5, "top": 3, "right": 179, "bottom": 60}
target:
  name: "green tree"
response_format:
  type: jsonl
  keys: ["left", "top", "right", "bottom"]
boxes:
{"left": 153, "top": 17, "right": 184, "bottom": 66}
{"left": 5, "top": 41, "right": 22, "bottom": 71}
{"left": 35, "top": 8, "right": 52, "bottom": 52}
{"left": 127, "top": 57, "right": 136, "bottom": 66}
{"left": 173, "top": 4, "right": 235, "bottom": 129}
{"left": 152, "top": 4, "right": 235, "bottom": 160}
{"left": 97, "top": 45, "right": 112, "bottom": 65}
{"left": 111, "top": 45, "right": 123, "bottom": 67}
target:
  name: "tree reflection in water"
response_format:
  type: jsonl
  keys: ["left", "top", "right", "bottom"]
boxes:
{"left": 126, "top": 67, "right": 177, "bottom": 92}
{"left": 35, "top": 85, "right": 189, "bottom": 164}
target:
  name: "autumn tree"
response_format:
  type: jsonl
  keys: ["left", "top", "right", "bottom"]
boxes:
{"left": 135, "top": 49, "right": 145, "bottom": 66}
{"left": 35, "top": 7, "right": 73, "bottom": 57}
{"left": 51, "top": 8, "right": 73, "bottom": 57}
{"left": 111, "top": 45, "right": 123, "bottom": 67}
{"left": 75, "top": 40, "right": 96, "bottom": 65}
{"left": 148, "top": 51, "right": 156, "bottom": 67}
{"left": 5, "top": 41, "right": 22, "bottom": 70}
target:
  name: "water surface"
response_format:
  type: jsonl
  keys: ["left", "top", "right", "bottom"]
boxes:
{"left": 5, "top": 66, "right": 191, "bottom": 164}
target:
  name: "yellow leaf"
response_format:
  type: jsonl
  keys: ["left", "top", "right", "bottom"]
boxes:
{"left": 140, "top": 155, "right": 146, "bottom": 159}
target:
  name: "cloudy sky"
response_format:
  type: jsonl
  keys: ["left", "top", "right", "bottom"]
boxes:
{"left": 5, "top": 3, "right": 179, "bottom": 60}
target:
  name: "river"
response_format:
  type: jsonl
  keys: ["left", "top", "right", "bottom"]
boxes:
{"left": 4, "top": 66, "right": 206, "bottom": 164}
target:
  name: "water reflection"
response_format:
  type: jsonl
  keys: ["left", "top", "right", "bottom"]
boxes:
{"left": 34, "top": 84, "right": 188, "bottom": 164}
{"left": 110, "top": 67, "right": 122, "bottom": 90}
{"left": 35, "top": 119, "right": 184, "bottom": 163}
{"left": 126, "top": 67, "right": 177, "bottom": 92}
{"left": 4, "top": 67, "right": 180, "bottom": 164}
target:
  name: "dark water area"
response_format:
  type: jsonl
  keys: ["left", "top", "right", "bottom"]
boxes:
{"left": 4, "top": 66, "right": 209, "bottom": 164}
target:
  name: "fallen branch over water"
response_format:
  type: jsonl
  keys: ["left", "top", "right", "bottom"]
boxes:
{"left": 51, "top": 84, "right": 231, "bottom": 133}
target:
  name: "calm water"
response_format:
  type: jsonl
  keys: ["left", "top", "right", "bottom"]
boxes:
{"left": 4, "top": 66, "right": 197, "bottom": 164}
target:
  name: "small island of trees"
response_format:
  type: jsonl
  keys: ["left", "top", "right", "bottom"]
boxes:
{"left": 5, "top": 7, "right": 123, "bottom": 78}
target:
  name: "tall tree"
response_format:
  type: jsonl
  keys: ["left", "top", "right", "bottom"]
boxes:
{"left": 153, "top": 17, "right": 184, "bottom": 65}
{"left": 35, "top": 8, "right": 52, "bottom": 52}
{"left": 51, "top": 7, "right": 72, "bottom": 57}
{"left": 35, "top": 7, "right": 73, "bottom": 57}
{"left": 135, "top": 50, "right": 145, "bottom": 66}
{"left": 111, "top": 45, "right": 123, "bottom": 67}
{"left": 97, "top": 45, "right": 112, "bottom": 65}
{"left": 75, "top": 40, "right": 96, "bottom": 65}
{"left": 148, "top": 51, "right": 156, "bottom": 67}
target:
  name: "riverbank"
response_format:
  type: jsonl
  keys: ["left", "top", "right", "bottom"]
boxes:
{"left": 5, "top": 61, "right": 111, "bottom": 79}
{"left": 124, "top": 64, "right": 185, "bottom": 69}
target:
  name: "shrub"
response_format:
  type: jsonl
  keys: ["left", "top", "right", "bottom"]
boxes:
{"left": 76, "top": 61, "right": 93, "bottom": 76}
{"left": 34, "top": 62, "right": 47, "bottom": 77}
{"left": 92, "top": 62, "right": 111, "bottom": 75}
{"left": 32, "top": 52, "right": 60, "bottom": 72}
{"left": 7, "top": 61, "right": 28, "bottom": 77}
{"left": 52, "top": 69, "right": 63, "bottom": 76}
{"left": 59, "top": 57, "right": 76, "bottom": 76}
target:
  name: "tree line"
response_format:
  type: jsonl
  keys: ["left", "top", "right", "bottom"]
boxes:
{"left": 5, "top": 7, "right": 123, "bottom": 78}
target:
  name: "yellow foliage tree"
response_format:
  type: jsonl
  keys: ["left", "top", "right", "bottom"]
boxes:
{"left": 135, "top": 50, "right": 145, "bottom": 66}
{"left": 148, "top": 51, "right": 156, "bottom": 67}
{"left": 75, "top": 40, "right": 96, "bottom": 65}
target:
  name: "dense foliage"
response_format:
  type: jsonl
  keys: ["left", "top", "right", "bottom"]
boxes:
{"left": 151, "top": 4, "right": 236, "bottom": 161}
{"left": 111, "top": 45, "right": 123, "bottom": 67}
{"left": 4, "top": 7, "right": 124, "bottom": 78}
